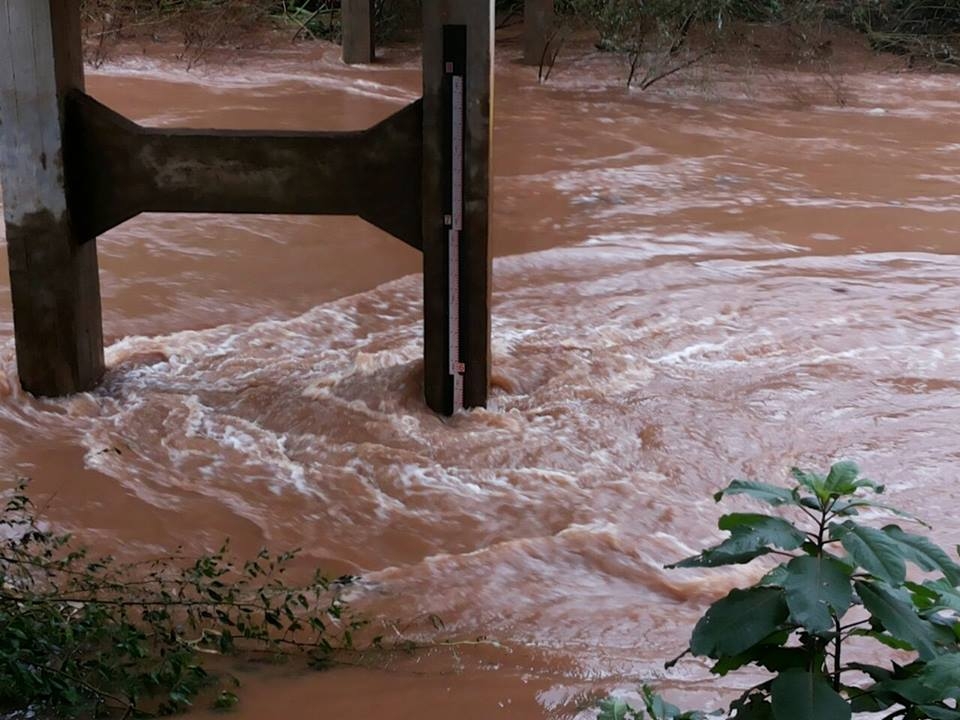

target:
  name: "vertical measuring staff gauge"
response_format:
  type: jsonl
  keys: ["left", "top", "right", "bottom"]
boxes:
{"left": 444, "top": 41, "right": 466, "bottom": 412}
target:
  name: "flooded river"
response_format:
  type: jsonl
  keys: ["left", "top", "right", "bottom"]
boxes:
{"left": 2, "top": 39, "right": 960, "bottom": 719}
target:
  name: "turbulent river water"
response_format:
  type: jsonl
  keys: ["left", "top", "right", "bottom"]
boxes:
{"left": 2, "top": 38, "right": 960, "bottom": 719}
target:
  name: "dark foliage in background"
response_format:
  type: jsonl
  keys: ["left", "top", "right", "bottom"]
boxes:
{"left": 848, "top": 0, "right": 960, "bottom": 64}
{"left": 78, "top": 0, "right": 960, "bottom": 68}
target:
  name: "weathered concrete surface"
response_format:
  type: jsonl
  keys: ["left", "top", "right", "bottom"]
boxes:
{"left": 64, "top": 92, "right": 424, "bottom": 251}
{"left": 0, "top": 0, "right": 105, "bottom": 396}
{"left": 342, "top": 0, "right": 375, "bottom": 64}
{"left": 523, "top": 0, "right": 555, "bottom": 66}
{"left": 5, "top": 210, "right": 104, "bottom": 394}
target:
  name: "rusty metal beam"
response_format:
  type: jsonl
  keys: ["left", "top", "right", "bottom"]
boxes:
{"left": 63, "top": 91, "right": 423, "bottom": 250}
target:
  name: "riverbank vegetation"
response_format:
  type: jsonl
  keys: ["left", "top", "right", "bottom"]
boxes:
{"left": 78, "top": 0, "right": 960, "bottom": 71}
{"left": 8, "top": 461, "right": 958, "bottom": 719}
{"left": 0, "top": 481, "right": 361, "bottom": 717}
{"left": 605, "top": 462, "right": 960, "bottom": 720}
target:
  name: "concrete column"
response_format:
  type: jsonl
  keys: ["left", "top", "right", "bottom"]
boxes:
{"left": 0, "top": 0, "right": 105, "bottom": 396}
{"left": 523, "top": 0, "right": 555, "bottom": 65}
{"left": 422, "top": 1, "right": 494, "bottom": 414}
{"left": 342, "top": 0, "right": 375, "bottom": 64}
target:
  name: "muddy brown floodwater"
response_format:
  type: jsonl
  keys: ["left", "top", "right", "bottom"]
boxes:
{"left": 2, "top": 37, "right": 960, "bottom": 719}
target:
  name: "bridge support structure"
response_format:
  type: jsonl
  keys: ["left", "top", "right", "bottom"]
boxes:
{"left": 342, "top": 0, "right": 375, "bottom": 65}
{"left": 523, "top": 0, "right": 555, "bottom": 66}
{"left": 0, "top": 0, "right": 493, "bottom": 416}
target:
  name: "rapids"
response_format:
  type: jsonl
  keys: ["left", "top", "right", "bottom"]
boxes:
{"left": 2, "top": 39, "right": 960, "bottom": 719}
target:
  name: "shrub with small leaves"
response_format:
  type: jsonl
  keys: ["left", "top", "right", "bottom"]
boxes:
{"left": 0, "top": 481, "right": 362, "bottom": 717}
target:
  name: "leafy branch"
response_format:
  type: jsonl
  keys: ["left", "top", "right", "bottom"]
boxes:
{"left": 0, "top": 480, "right": 361, "bottom": 717}
{"left": 662, "top": 461, "right": 960, "bottom": 720}
{"left": 605, "top": 462, "right": 960, "bottom": 719}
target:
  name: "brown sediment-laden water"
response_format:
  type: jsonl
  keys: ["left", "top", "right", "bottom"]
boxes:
{"left": 2, "top": 39, "right": 960, "bottom": 719}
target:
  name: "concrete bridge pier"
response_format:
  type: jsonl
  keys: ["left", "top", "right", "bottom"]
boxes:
{"left": 0, "top": 0, "right": 105, "bottom": 396}
{"left": 342, "top": 0, "right": 375, "bottom": 64}
{"left": 0, "top": 0, "right": 493, "bottom": 416}
{"left": 523, "top": 0, "right": 556, "bottom": 66}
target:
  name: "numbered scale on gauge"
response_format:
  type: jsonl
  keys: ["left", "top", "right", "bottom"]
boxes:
{"left": 446, "top": 66, "right": 466, "bottom": 412}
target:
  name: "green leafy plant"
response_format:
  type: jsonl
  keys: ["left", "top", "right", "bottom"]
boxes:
{"left": 598, "top": 685, "right": 714, "bottom": 719}
{"left": 0, "top": 481, "right": 361, "bottom": 718}
{"left": 655, "top": 461, "right": 960, "bottom": 720}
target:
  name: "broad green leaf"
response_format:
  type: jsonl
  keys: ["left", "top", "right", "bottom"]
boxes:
{"left": 907, "top": 580, "right": 943, "bottom": 611}
{"left": 831, "top": 498, "right": 925, "bottom": 524}
{"left": 831, "top": 501, "right": 860, "bottom": 516}
{"left": 709, "top": 651, "right": 758, "bottom": 677}
{"left": 917, "top": 579, "right": 960, "bottom": 616}
{"left": 759, "top": 564, "right": 790, "bottom": 587}
{"left": 883, "top": 525, "right": 960, "bottom": 585}
{"left": 920, "top": 654, "right": 960, "bottom": 699}
{"left": 668, "top": 545, "right": 772, "bottom": 569}
{"left": 690, "top": 587, "right": 789, "bottom": 659}
{"left": 642, "top": 687, "right": 680, "bottom": 719}
{"left": 640, "top": 686, "right": 710, "bottom": 720}
{"left": 713, "top": 646, "right": 807, "bottom": 677}
{"left": 638, "top": 687, "right": 715, "bottom": 720}
{"left": 770, "top": 669, "right": 850, "bottom": 720}
{"left": 718, "top": 514, "right": 807, "bottom": 549}
{"left": 714, "top": 480, "right": 796, "bottom": 507}
{"left": 728, "top": 693, "right": 773, "bottom": 720}
{"left": 823, "top": 461, "right": 883, "bottom": 496}
{"left": 918, "top": 706, "right": 960, "bottom": 720}
{"left": 598, "top": 697, "right": 642, "bottom": 720}
{"left": 850, "top": 664, "right": 927, "bottom": 712}
{"left": 848, "top": 692, "right": 888, "bottom": 714}
{"left": 850, "top": 627, "right": 914, "bottom": 651}
{"left": 874, "top": 676, "right": 941, "bottom": 704}
{"left": 783, "top": 556, "right": 853, "bottom": 634}
{"left": 831, "top": 521, "right": 906, "bottom": 585}
{"left": 844, "top": 662, "right": 892, "bottom": 683}
{"left": 849, "top": 665, "right": 923, "bottom": 713}
{"left": 823, "top": 461, "right": 860, "bottom": 494}
{"left": 856, "top": 580, "right": 951, "bottom": 660}
{"left": 791, "top": 468, "right": 828, "bottom": 502}
{"left": 668, "top": 514, "right": 805, "bottom": 569}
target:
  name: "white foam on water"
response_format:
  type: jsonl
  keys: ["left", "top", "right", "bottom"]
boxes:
{"left": 92, "top": 55, "right": 419, "bottom": 103}
{"left": 3, "top": 58, "right": 960, "bottom": 705}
